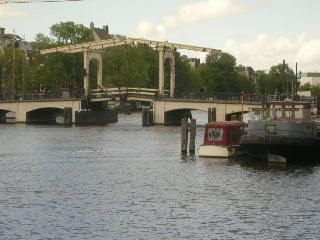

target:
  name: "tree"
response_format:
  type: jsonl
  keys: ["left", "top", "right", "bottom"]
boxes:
{"left": 199, "top": 52, "right": 254, "bottom": 94}
{"left": 102, "top": 43, "right": 158, "bottom": 88}
{"left": 174, "top": 53, "right": 202, "bottom": 95}
{"left": 29, "top": 21, "right": 94, "bottom": 92}
{"left": 50, "top": 21, "right": 94, "bottom": 45}
{"left": 299, "top": 83, "right": 320, "bottom": 96}
{"left": 256, "top": 70, "right": 271, "bottom": 94}
{"left": 268, "top": 63, "right": 295, "bottom": 96}
{"left": 0, "top": 46, "right": 28, "bottom": 96}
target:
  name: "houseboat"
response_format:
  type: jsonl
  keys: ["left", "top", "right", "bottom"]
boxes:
{"left": 240, "top": 101, "right": 320, "bottom": 163}
{"left": 199, "top": 121, "right": 246, "bottom": 158}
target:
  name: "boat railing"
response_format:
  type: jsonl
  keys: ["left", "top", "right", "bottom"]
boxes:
{"left": 249, "top": 108, "right": 312, "bottom": 123}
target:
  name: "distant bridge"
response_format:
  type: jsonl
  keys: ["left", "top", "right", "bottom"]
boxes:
{"left": 0, "top": 88, "right": 264, "bottom": 124}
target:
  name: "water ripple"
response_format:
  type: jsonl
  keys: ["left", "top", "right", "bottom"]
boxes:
{"left": 0, "top": 113, "right": 320, "bottom": 239}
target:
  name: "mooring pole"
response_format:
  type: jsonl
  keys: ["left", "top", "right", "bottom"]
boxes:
{"left": 189, "top": 119, "right": 196, "bottom": 155}
{"left": 241, "top": 91, "right": 244, "bottom": 122}
{"left": 181, "top": 118, "right": 188, "bottom": 154}
{"left": 142, "top": 107, "right": 146, "bottom": 126}
{"left": 146, "top": 107, "right": 150, "bottom": 126}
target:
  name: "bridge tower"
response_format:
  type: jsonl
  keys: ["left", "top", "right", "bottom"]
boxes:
{"left": 158, "top": 46, "right": 175, "bottom": 97}
{"left": 83, "top": 50, "right": 103, "bottom": 95}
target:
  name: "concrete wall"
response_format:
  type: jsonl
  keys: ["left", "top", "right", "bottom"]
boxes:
{"left": 0, "top": 100, "right": 82, "bottom": 123}
{"left": 153, "top": 100, "right": 260, "bottom": 124}
{"left": 300, "top": 77, "right": 320, "bottom": 86}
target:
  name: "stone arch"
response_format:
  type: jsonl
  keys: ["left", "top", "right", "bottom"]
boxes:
{"left": 84, "top": 50, "right": 103, "bottom": 95}
{"left": 0, "top": 109, "right": 15, "bottom": 123}
{"left": 164, "top": 103, "right": 215, "bottom": 113}
{"left": 26, "top": 107, "right": 64, "bottom": 124}
{"left": 158, "top": 46, "right": 175, "bottom": 97}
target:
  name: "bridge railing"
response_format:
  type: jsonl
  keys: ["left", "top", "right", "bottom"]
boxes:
{"left": 91, "top": 87, "right": 161, "bottom": 99}
{"left": 157, "top": 91, "right": 318, "bottom": 104}
{"left": 0, "top": 91, "right": 83, "bottom": 102}
{"left": 157, "top": 91, "right": 268, "bottom": 103}
{"left": 0, "top": 89, "right": 317, "bottom": 104}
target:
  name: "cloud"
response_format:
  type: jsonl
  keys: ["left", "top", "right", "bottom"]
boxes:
{"left": 0, "top": 6, "right": 29, "bottom": 19}
{"left": 224, "top": 32, "right": 320, "bottom": 72}
{"left": 163, "top": 0, "right": 246, "bottom": 28}
{"left": 133, "top": 0, "right": 246, "bottom": 40}
{"left": 134, "top": 21, "right": 167, "bottom": 41}
{"left": 260, "top": 0, "right": 273, "bottom": 8}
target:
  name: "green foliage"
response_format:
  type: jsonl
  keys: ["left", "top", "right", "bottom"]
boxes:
{"left": 299, "top": 83, "right": 311, "bottom": 91}
{"left": 50, "top": 21, "right": 94, "bottom": 45}
{"left": 27, "top": 21, "right": 92, "bottom": 92}
{"left": 311, "top": 86, "right": 320, "bottom": 96}
{"left": 2, "top": 21, "right": 285, "bottom": 97}
{"left": 299, "top": 83, "right": 320, "bottom": 96}
{"left": 199, "top": 52, "right": 255, "bottom": 94}
{"left": 0, "top": 47, "right": 29, "bottom": 95}
{"left": 103, "top": 44, "right": 158, "bottom": 88}
{"left": 268, "top": 63, "right": 295, "bottom": 95}
{"left": 175, "top": 55, "right": 202, "bottom": 94}
{"left": 256, "top": 63, "right": 296, "bottom": 96}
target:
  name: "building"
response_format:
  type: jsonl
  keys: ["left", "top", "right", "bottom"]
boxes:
{"left": 238, "top": 66, "right": 257, "bottom": 84}
{"left": 90, "top": 22, "right": 110, "bottom": 41}
{"left": 181, "top": 55, "right": 201, "bottom": 69}
{"left": 300, "top": 72, "right": 320, "bottom": 86}
{"left": 188, "top": 58, "right": 200, "bottom": 69}
{"left": 0, "top": 27, "right": 31, "bottom": 53}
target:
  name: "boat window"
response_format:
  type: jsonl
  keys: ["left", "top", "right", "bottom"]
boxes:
{"left": 208, "top": 128, "right": 223, "bottom": 141}
{"left": 265, "top": 124, "right": 277, "bottom": 135}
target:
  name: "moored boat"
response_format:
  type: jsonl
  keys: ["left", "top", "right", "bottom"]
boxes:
{"left": 199, "top": 121, "right": 246, "bottom": 158}
{"left": 240, "top": 101, "right": 320, "bottom": 162}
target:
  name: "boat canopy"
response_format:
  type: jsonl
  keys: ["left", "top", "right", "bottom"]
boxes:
{"left": 203, "top": 121, "right": 246, "bottom": 147}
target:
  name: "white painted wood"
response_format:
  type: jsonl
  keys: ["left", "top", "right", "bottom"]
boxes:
{"left": 199, "top": 145, "right": 233, "bottom": 158}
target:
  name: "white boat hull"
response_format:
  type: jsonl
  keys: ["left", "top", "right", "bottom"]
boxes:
{"left": 199, "top": 145, "right": 236, "bottom": 158}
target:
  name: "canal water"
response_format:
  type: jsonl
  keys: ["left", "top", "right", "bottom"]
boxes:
{"left": 0, "top": 112, "right": 320, "bottom": 240}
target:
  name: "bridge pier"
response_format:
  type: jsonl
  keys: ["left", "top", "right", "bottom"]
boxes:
{"left": 63, "top": 107, "right": 72, "bottom": 127}
{"left": 0, "top": 111, "right": 6, "bottom": 123}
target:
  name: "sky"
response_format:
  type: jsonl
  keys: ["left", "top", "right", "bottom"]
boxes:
{"left": 1, "top": 0, "right": 320, "bottom": 72}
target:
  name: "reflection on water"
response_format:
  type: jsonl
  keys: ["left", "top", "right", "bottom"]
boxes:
{"left": 0, "top": 112, "right": 320, "bottom": 239}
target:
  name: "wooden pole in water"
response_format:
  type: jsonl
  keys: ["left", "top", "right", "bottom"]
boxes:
{"left": 142, "top": 107, "right": 146, "bottom": 126}
{"left": 241, "top": 91, "right": 244, "bottom": 122}
{"left": 146, "top": 107, "right": 150, "bottom": 126}
{"left": 189, "top": 119, "right": 196, "bottom": 155}
{"left": 181, "top": 118, "right": 188, "bottom": 154}
{"left": 208, "top": 108, "right": 212, "bottom": 123}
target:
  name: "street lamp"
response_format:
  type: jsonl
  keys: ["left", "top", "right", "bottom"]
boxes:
{"left": 294, "top": 62, "right": 302, "bottom": 96}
